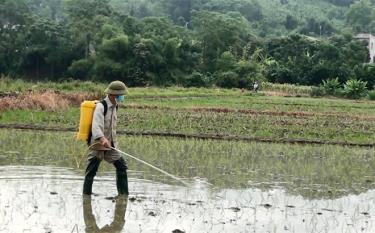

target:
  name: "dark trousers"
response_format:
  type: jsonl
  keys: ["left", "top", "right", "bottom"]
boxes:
{"left": 83, "top": 156, "right": 129, "bottom": 195}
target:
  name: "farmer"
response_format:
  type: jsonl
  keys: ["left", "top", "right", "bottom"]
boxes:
{"left": 82, "top": 80, "right": 129, "bottom": 196}
{"left": 253, "top": 81, "right": 259, "bottom": 92}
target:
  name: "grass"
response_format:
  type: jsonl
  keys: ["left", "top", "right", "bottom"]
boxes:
{"left": 261, "top": 82, "right": 312, "bottom": 96}
{"left": 0, "top": 77, "right": 240, "bottom": 97}
{"left": 0, "top": 77, "right": 313, "bottom": 98}
{"left": 0, "top": 108, "right": 79, "bottom": 127}
{"left": 0, "top": 77, "right": 105, "bottom": 94}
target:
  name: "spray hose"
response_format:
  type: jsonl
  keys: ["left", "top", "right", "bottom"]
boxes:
{"left": 109, "top": 146, "right": 189, "bottom": 186}
{"left": 85, "top": 142, "right": 188, "bottom": 186}
{"left": 81, "top": 140, "right": 188, "bottom": 186}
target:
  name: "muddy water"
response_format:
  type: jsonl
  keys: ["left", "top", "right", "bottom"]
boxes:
{"left": 1, "top": 166, "right": 374, "bottom": 233}
{"left": 1, "top": 129, "right": 375, "bottom": 232}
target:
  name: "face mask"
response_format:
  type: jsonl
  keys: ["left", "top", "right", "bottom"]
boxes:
{"left": 116, "top": 95, "right": 125, "bottom": 102}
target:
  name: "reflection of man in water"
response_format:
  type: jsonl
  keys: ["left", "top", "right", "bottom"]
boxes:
{"left": 83, "top": 196, "right": 127, "bottom": 233}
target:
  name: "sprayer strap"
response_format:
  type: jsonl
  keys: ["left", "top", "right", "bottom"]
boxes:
{"left": 100, "top": 99, "right": 118, "bottom": 115}
{"left": 101, "top": 99, "right": 108, "bottom": 116}
{"left": 87, "top": 100, "right": 108, "bottom": 146}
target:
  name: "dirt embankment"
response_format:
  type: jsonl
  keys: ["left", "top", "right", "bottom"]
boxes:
{"left": 0, "top": 91, "right": 98, "bottom": 112}
{"left": 1, "top": 91, "right": 374, "bottom": 122}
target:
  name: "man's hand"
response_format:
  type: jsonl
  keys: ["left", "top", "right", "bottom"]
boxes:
{"left": 99, "top": 137, "right": 111, "bottom": 148}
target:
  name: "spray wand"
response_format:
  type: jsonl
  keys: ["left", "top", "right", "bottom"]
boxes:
{"left": 110, "top": 147, "right": 189, "bottom": 187}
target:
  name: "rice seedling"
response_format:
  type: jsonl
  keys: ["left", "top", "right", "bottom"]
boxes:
{"left": 1, "top": 129, "right": 374, "bottom": 199}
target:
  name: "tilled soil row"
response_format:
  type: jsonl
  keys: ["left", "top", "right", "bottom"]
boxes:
{"left": 123, "top": 104, "right": 375, "bottom": 121}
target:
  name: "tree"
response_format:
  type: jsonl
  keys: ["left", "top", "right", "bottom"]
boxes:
{"left": 198, "top": 0, "right": 263, "bottom": 22}
{"left": 26, "top": 0, "right": 63, "bottom": 20}
{"left": 266, "top": 34, "right": 368, "bottom": 85}
{"left": 216, "top": 51, "right": 237, "bottom": 72}
{"left": 21, "top": 17, "right": 73, "bottom": 79}
{"left": 0, "top": 0, "right": 32, "bottom": 76}
{"left": 326, "top": 0, "right": 354, "bottom": 6}
{"left": 353, "top": 64, "right": 375, "bottom": 89}
{"left": 192, "top": 11, "right": 257, "bottom": 72}
{"left": 92, "top": 35, "right": 131, "bottom": 82}
{"left": 63, "top": 0, "right": 115, "bottom": 59}
{"left": 300, "top": 18, "right": 335, "bottom": 36}
{"left": 285, "top": 15, "right": 298, "bottom": 30}
{"left": 162, "top": 0, "right": 192, "bottom": 25}
{"left": 346, "top": 0, "right": 375, "bottom": 33}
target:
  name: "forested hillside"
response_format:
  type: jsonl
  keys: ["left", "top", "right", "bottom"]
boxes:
{"left": 1, "top": 0, "right": 375, "bottom": 91}
{"left": 109, "top": 0, "right": 375, "bottom": 36}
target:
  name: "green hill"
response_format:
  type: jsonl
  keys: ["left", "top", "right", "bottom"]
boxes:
{"left": 109, "top": 0, "right": 358, "bottom": 37}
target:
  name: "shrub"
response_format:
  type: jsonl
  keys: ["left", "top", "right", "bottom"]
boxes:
{"left": 215, "top": 71, "right": 239, "bottom": 88}
{"left": 322, "top": 78, "right": 341, "bottom": 95}
{"left": 368, "top": 90, "right": 375, "bottom": 100}
{"left": 183, "top": 72, "right": 211, "bottom": 87}
{"left": 93, "top": 58, "right": 123, "bottom": 82}
{"left": 344, "top": 79, "right": 368, "bottom": 99}
{"left": 334, "top": 88, "right": 346, "bottom": 97}
{"left": 310, "top": 86, "right": 325, "bottom": 97}
{"left": 68, "top": 59, "right": 93, "bottom": 80}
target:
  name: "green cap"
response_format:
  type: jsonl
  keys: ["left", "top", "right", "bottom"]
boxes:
{"left": 104, "top": 81, "right": 128, "bottom": 95}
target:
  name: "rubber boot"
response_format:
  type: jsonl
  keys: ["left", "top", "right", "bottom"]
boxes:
{"left": 83, "top": 177, "right": 94, "bottom": 195}
{"left": 116, "top": 171, "right": 129, "bottom": 196}
{"left": 114, "top": 158, "right": 129, "bottom": 196}
{"left": 83, "top": 157, "right": 101, "bottom": 195}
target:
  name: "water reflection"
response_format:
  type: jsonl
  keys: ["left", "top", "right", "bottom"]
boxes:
{"left": 0, "top": 166, "right": 374, "bottom": 232}
{"left": 83, "top": 196, "right": 128, "bottom": 233}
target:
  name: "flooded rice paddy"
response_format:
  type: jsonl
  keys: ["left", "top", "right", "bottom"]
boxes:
{"left": 1, "top": 129, "right": 375, "bottom": 232}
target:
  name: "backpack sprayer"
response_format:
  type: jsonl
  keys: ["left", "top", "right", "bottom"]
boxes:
{"left": 77, "top": 100, "right": 97, "bottom": 141}
{"left": 77, "top": 100, "right": 189, "bottom": 186}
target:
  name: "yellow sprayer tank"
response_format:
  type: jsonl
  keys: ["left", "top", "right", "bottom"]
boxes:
{"left": 77, "top": 100, "right": 97, "bottom": 141}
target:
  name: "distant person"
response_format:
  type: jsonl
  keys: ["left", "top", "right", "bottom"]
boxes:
{"left": 253, "top": 81, "right": 259, "bottom": 92}
{"left": 83, "top": 80, "right": 129, "bottom": 196}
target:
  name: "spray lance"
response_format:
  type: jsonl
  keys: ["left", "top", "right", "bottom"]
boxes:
{"left": 83, "top": 142, "right": 189, "bottom": 186}
{"left": 110, "top": 147, "right": 189, "bottom": 186}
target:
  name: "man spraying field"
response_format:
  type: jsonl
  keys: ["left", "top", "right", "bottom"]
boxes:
{"left": 82, "top": 80, "right": 129, "bottom": 196}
